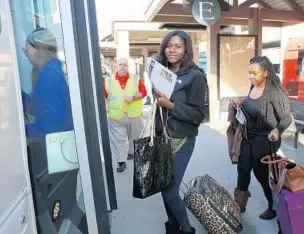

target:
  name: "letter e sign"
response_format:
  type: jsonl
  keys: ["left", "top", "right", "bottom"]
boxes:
{"left": 192, "top": 0, "right": 221, "bottom": 26}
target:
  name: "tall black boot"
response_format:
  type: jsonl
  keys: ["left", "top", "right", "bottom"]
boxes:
{"left": 180, "top": 227, "right": 195, "bottom": 234}
{"left": 259, "top": 204, "right": 276, "bottom": 220}
{"left": 165, "top": 220, "right": 180, "bottom": 234}
{"left": 163, "top": 201, "right": 180, "bottom": 234}
{"left": 259, "top": 183, "right": 276, "bottom": 220}
{"left": 116, "top": 162, "right": 126, "bottom": 172}
{"left": 259, "top": 207, "right": 276, "bottom": 220}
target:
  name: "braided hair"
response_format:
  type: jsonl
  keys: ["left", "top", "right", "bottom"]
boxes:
{"left": 250, "top": 56, "right": 287, "bottom": 94}
{"left": 249, "top": 56, "right": 290, "bottom": 128}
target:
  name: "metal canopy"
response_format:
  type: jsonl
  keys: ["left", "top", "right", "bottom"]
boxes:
{"left": 145, "top": 0, "right": 304, "bottom": 27}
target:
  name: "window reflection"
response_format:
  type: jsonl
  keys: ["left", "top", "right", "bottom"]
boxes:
{"left": 10, "top": 1, "right": 88, "bottom": 233}
{"left": 21, "top": 28, "right": 73, "bottom": 140}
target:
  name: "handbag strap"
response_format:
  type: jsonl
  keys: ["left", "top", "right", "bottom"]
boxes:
{"left": 59, "top": 137, "right": 79, "bottom": 164}
{"left": 261, "top": 144, "right": 289, "bottom": 192}
{"left": 139, "top": 100, "right": 170, "bottom": 144}
{"left": 139, "top": 101, "right": 157, "bottom": 138}
{"left": 276, "top": 168, "right": 288, "bottom": 192}
{"left": 149, "top": 102, "right": 157, "bottom": 146}
{"left": 159, "top": 106, "right": 170, "bottom": 142}
{"left": 261, "top": 155, "right": 285, "bottom": 165}
{"left": 148, "top": 104, "right": 168, "bottom": 146}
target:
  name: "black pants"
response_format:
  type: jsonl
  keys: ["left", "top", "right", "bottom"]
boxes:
{"left": 237, "top": 133, "right": 280, "bottom": 208}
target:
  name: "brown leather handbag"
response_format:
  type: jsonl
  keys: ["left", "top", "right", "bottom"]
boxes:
{"left": 261, "top": 154, "right": 304, "bottom": 193}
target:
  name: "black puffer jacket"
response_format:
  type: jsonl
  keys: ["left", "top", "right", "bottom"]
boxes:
{"left": 155, "top": 65, "right": 207, "bottom": 138}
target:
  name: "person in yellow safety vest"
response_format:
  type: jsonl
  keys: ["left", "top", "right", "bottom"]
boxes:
{"left": 104, "top": 58, "right": 147, "bottom": 172}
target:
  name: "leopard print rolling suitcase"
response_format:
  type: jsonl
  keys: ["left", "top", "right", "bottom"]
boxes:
{"left": 183, "top": 174, "right": 243, "bottom": 234}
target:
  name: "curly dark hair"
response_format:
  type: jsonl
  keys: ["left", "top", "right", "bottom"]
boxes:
{"left": 155, "top": 30, "right": 197, "bottom": 70}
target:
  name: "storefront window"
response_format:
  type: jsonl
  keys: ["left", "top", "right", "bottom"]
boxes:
{"left": 10, "top": 1, "right": 88, "bottom": 233}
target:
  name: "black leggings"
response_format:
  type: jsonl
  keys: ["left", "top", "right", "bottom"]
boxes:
{"left": 237, "top": 133, "right": 280, "bottom": 208}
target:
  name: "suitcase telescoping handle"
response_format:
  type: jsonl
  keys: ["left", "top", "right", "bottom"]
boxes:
{"left": 180, "top": 181, "right": 188, "bottom": 195}
{"left": 180, "top": 177, "right": 200, "bottom": 195}
{"left": 270, "top": 138, "right": 280, "bottom": 183}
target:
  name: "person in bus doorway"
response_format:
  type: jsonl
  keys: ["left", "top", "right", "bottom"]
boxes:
{"left": 233, "top": 56, "right": 292, "bottom": 220}
{"left": 104, "top": 58, "right": 147, "bottom": 172}
{"left": 154, "top": 30, "right": 207, "bottom": 234}
{"left": 21, "top": 27, "right": 73, "bottom": 142}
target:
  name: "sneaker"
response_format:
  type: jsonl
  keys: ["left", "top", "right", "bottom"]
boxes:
{"left": 117, "top": 162, "right": 126, "bottom": 173}
{"left": 127, "top": 154, "right": 134, "bottom": 160}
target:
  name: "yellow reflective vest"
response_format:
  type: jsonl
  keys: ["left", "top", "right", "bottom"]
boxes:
{"left": 105, "top": 74, "right": 142, "bottom": 120}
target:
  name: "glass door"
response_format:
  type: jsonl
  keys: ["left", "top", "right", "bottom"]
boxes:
{"left": 9, "top": 0, "right": 89, "bottom": 232}
{"left": 8, "top": 0, "right": 113, "bottom": 233}
{"left": 0, "top": 1, "right": 37, "bottom": 233}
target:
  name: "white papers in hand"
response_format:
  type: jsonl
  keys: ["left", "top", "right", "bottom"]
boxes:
{"left": 148, "top": 58, "right": 177, "bottom": 98}
{"left": 236, "top": 105, "right": 247, "bottom": 125}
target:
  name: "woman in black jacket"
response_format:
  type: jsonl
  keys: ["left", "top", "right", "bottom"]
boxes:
{"left": 154, "top": 30, "right": 207, "bottom": 234}
{"left": 233, "top": 56, "right": 292, "bottom": 220}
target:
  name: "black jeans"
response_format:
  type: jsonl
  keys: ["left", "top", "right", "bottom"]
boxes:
{"left": 162, "top": 137, "right": 196, "bottom": 232}
{"left": 237, "top": 133, "right": 281, "bottom": 208}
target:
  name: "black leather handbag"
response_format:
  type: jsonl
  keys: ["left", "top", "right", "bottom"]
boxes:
{"left": 133, "top": 102, "right": 174, "bottom": 199}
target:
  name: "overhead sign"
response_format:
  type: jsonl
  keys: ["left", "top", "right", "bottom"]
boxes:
{"left": 191, "top": 0, "right": 221, "bottom": 26}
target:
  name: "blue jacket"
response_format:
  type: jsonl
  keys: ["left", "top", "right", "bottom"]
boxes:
{"left": 22, "top": 58, "right": 73, "bottom": 137}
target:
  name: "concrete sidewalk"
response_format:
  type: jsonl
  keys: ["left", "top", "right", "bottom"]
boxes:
{"left": 110, "top": 121, "right": 304, "bottom": 234}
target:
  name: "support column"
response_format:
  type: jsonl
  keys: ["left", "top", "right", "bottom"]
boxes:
{"left": 193, "top": 44, "right": 199, "bottom": 66}
{"left": 142, "top": 46, "right": 149, "bottom": 71}
{"left": 116, "top": 30, "right": 130, "bottom": 59}
{"left": 207, "top": 22, "right": 221, "bottom": 122}
{"left": 248, "top": 8, "right": 262, "bottom": 56}
{"left": 229, "top": 0, "right": 238, "bottom": 6}
{"left": 279, "top": 23, "right": 293, "bottom": 81}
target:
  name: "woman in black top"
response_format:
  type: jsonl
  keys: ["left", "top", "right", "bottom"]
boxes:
{"left": 234, "top": 56, "right": 292, "bottom": 220}
{"left": 154, "top": 30, "right": 207, "bottom": 234}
